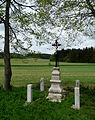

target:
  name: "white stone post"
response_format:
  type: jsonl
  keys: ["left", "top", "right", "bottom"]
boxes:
{"left": 72, "top": 80, "right": 80, "bottom": 110}
{"left": 27, "top": 84, "right": 32, "bottom": 103}
{"left": 74, "top": 86, "right": 80, "bottom": 109}
{"left": 40, "top": 78, "right": 44, "bottom": 92}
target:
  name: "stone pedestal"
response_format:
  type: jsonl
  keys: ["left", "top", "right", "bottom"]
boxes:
{"left": 47, "top": 67, "right": 63, "bottom": 102}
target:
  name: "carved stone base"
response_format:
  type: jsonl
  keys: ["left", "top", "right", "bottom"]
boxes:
{"left": 47, "top": 67, "right": 63, "bottom": 102}
{"left": 47, "top": 93, "right": 62, "bottom": 102}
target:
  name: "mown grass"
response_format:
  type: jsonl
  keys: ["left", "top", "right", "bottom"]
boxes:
{"left": 0, "top": 58, "right": 95, "bottom": 87}
{"left": 0, "top": 58, "right": 95, "bottom": 119}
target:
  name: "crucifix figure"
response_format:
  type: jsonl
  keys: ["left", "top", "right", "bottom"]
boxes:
{"left": 52, "top": 40, "right": 61, "bottom": 67}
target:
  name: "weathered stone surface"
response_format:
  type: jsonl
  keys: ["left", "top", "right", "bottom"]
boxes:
{"left": 47, "top": 93, "right": 62, "bottom": 102}
{"left": 40, "top": 78, "right": 44, "bottom": 92}
{"left": 76, "top": 80, "right": 79, "bottom": 87}
{"left": 49, "top": 80, "right": 62, "bottom": 93}
{"left": 74, "top": 87, "right": 80, "bottom": 109}
{"left": 72, "top": 80, "right": 80, "bottom": 110}
{"left": 47, "top": 67, "right": 63, "bottom": 102}
{"left": 27, "top": 84, "right": 32, "bottom": 103}
{"left": 51, "top": 67, "right": 61, "bottom": 80}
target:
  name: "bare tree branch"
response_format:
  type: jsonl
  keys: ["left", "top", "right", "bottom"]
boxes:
{"left": 11, "top": 1, "right": 22, "bottom": 14}
{"left": 13, "top": 0, "right": 37, "bottom": 8}
{"left": 0, "top": 16, "right": 5, "bottom": 24}
{"left": 9, "top": 23, "right": 18, "bottom": 42}
{"left": 0, "top": 0, "right": 6, "bottom": 6}
{"left": 12, "top": 0, "right": 39, "bottom": 12}
{"left": 86, "top": 0, "right": 95, "bottom": 17}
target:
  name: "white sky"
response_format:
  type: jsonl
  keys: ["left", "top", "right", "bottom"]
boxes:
{"left": 0, "top": 24, "right": 95, "bottom": 54}
{"left": 0, "top": 24, "right": 4, "bottom": 51}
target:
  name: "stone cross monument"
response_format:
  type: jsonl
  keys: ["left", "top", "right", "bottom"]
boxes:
{"left": 47, "top": 40, "right": 63, "bottom": 102}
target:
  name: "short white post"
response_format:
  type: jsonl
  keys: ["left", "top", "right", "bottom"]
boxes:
{"left": 40, "top": 78, "right": 44, "bottom": 92}
{"left": 72, "top": 80, "right": 80, "bottom": 110}
{"left": 75, "top": 87, "right": 80, "bottom": 109}
{"left": 27, "top": 84, "right": 32, "bottom": 103}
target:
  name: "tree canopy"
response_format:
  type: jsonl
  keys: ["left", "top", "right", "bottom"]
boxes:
{"left": 35, "top": 0, "right": 95, "bottom": 42}
{"left": 0, "top": 0, "right": 41, "bottom": 52}
{"left": 0, "top": 0, "right": 95, "bottom": 50}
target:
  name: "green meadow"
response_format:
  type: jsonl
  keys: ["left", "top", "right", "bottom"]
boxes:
{"left": 0, "top": 58, "right": 95, "bottom": 120}
{"left": 0, "top": 58, "right": 95, "bottom": 87}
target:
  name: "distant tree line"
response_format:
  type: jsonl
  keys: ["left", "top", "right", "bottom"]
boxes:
{"left": 26, "top": 52, "right": 51, "bottom": 59}
{"left": 0, "top": 52, "right": 24, "bottom": 59}
{"left": 1, "top": 47, "right": 95, "bottom": 63}
{"left": 0, "top": 52, "right": 50, "bottom": 60}
{"left": 50, "top": 47, "right": 95, "bottom": 63}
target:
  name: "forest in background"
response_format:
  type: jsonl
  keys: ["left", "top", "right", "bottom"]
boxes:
{"left": 0, "top": 47, "right": 95, "bottom": 63}
{"left": 51, "top": 47, "right": 95, "bottom": 63}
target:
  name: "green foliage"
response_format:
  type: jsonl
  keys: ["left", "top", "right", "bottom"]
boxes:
{"left": 37, "top": 0, "right": 52, "bottom": 6}
{"left": 50, "top": 47, "right": 95, "bottom": 63}
{"left": 0, "top": 86, "right": 95, "bottom": 120}
{"left": 0, "top": 52, "right": 51, "bottom": 59}
{"left": 50, "top": 54, "right": 55, "bottom": 61}
{"left": 0, "top": 52, "right": 4, "bottom": 58}
{"left": 36, "top": 0, "right": 95, "bottom": 38}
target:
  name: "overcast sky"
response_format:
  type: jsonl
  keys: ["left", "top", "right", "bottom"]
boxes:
{"left": 0, "top": 0, "right": 95, "bottom": 54}
{"left": 0, "top": 24, "right": 95, "bottom": 54}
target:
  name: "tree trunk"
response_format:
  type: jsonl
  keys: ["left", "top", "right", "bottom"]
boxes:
{"left": 4, "top": 0, "right": 12, "bottom": 90}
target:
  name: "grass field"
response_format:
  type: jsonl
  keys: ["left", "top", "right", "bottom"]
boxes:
{"left": 0, "top": 58, "right": 95, "bottom": 120}
{"left": 0, "top": 58, "right": 95, "bottom": 87}
{"left": 0, "top": 86, "right": 95, "bottom": 120}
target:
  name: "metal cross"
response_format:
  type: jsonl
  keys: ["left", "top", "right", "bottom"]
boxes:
{"left": 52, "top": 40, "right": 61, "bottom": 67}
